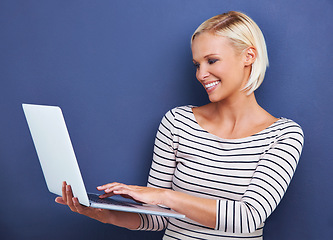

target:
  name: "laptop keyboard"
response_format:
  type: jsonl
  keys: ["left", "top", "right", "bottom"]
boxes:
{"left": 88, "top": 193, "right": 139, "bottom": 207}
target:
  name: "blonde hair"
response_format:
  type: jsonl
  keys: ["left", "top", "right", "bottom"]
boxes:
{"left": 192, "top": 11, "right": 269, "bottom": 94}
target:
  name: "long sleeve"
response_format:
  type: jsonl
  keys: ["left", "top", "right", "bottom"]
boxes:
{"left": 215, "top": 121, "right": 304, "bottom": 233}
{"left": 137, "top": 109, "right": 178, "bottom": 231}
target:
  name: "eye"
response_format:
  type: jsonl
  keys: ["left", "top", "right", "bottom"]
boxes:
{"left": 193, "top": 62, "right": 200, "bottom": 69}
{"left": 208, "top": 58, "right": 218, "bottom": 64}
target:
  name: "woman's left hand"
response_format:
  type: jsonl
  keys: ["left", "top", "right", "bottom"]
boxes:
{"left": 97, "top": 182, "right": 217, "bottom": 228}
{"left": 97, "top": 183, "right": 167, "bottom": 206}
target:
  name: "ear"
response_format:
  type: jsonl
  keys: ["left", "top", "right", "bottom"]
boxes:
{"left": 244, "top": 46, "right": 257, "bottom": 66}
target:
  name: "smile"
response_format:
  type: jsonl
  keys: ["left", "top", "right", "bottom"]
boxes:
{"left": 205, "top": 80, "right": 220, "bottom": 90}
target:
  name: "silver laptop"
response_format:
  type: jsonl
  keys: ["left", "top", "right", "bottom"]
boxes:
{"left": 22, "top": 103, "right": 185, "bottom": 219}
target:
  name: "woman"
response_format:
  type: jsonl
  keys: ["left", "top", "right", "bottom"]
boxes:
{"left": 56, "top": 11, "right": 304, "bottom": 239}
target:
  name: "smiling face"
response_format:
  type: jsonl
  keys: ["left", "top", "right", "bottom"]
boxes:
{"left": 191, "top": 32, "right": 255, "bottom": 103}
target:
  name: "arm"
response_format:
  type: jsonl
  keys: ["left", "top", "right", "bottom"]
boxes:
{"left": 215, "top": 123, "right": 304, "bottom": 233}
{"left": 98, "top": 108, "right": 217, "bottom": 228}
{"left": 98, "top": 183, "right": 217, "bottom": 228}
{"left": 100, "top": 119, "right": 304, "bottom": 233}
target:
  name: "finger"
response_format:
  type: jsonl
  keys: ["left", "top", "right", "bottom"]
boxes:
{"left": 62, "top": 181, "right": 67, "bottom": 203}
{"left": 72, "top": 197, "right": 87, "bottom": 214}
{"left": 66, "top": 185, "right": 77, "bottom": 211}
{"left": 103, "top": 183, "right": 129, "bottom": 194}
{"left": 99, "top": 192, "right": 135, "bottom": 202}
{"left": 97, "top": 183, "right": 128, "bottom": 196}
{"left": 98, "top": 192, "right": 115, "bottom": 199}
{"left": 97, "top": 182, "right": 119, "bottom": 191}
{"left": 72, "top": 198, "right": 108, "bottom": 223}
{"left": 73, "top": 197, "right": 102, "bottom": 216}
{"left": 55, "top": 196, "right": 66, "bottom": 205}
{"left": 110, "top": 184, "right": 134, "bottom": 194}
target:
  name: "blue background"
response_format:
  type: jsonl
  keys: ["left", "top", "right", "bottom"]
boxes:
{"left": 1, "top": 0, "right": 332, "bottom": 239}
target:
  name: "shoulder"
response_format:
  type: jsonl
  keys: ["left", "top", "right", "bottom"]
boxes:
{"left": 271, "top": 118, "right": 304, "bottom": 146}
{"left": 163, "top": 105, "right": 195, "bottom": 120}
{"left": 274, "top": 118, "right": 303, "bottom": 134}
{"left": 159, "top": 105, "right": 197, "bottom": 130}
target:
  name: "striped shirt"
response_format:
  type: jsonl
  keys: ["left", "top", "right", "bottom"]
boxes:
{"left": 138, "top": 106, "right": 304, "bottom": 240}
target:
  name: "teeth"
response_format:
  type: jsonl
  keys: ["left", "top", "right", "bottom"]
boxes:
{"left": 205, "top": 81, "right": 220, "bottom": 88}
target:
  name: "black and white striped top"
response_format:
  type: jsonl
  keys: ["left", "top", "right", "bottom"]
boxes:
{"left": 138, "top": 106, "right": 304, "bottom": 240}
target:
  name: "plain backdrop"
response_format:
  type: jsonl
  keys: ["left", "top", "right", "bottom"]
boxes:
{"left": 1, "top": 0, "right": 332, "bottom": 239}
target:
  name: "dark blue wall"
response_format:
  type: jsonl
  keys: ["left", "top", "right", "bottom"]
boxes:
{"left": 1, "top": 0, "right": 332, "bottom": 239}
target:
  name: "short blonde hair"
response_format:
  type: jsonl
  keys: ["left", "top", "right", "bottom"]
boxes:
{"left": 191, "top": 11, "right": 269, "bottom": 94}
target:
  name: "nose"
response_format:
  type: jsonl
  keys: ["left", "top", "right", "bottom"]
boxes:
{"left": 196, "top": 65, "right": 210, "bottom": 81}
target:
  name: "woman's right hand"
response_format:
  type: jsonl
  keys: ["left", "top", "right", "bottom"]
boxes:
{"left": 55, "top": 181, "right": 141, "bottom": 229}
{"left": 55, "top": 181, "right": 115, "bottom": 224}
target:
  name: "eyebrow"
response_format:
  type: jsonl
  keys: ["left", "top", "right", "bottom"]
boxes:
{"left": 204, "top": 54, "right": 219, "bottom": 58}
{"left": 192, "top": 53, "right": 219, "bottom": 62}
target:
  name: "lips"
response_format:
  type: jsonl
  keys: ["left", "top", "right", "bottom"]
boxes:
{"left": 204, "top": 80, "right": 221, "bottom": 92}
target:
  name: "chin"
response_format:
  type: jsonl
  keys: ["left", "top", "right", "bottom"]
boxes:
{"left": 208, "top": 93, "right": 225, "bottom": 103}
{"left": 208, "top": 97, "right": 223, "bottom": 103}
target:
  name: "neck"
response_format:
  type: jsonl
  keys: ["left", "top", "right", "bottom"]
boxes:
{"left": 210, "top": 92, "right": 262, "bottom": 123}
{"left": 193, "top": 91, "right": 276, "bottom": 139}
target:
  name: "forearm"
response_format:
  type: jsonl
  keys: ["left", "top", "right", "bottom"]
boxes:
{"left": 98, "top": 183, "right": 217, "bottom": 228}
{"left": 162, "top": 190, "right": 216, "bottom": 229}
{"left": 107, "top": 211, "right": 141, "bottom": 230}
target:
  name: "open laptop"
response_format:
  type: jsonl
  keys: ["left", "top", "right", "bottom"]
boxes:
{"left": 22, "top": 103, "right": 185, "bottom": 219}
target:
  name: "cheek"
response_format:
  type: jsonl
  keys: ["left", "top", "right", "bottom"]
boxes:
{"left": 222, "top": 62, "right": 244, "bottom": 79}
{"left": 214, "top": 67, "right": 228, "bottom": 80}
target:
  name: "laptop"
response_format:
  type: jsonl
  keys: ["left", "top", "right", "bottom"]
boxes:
{"left": 22, "top": 103, "right": 185, "bottom": 219}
